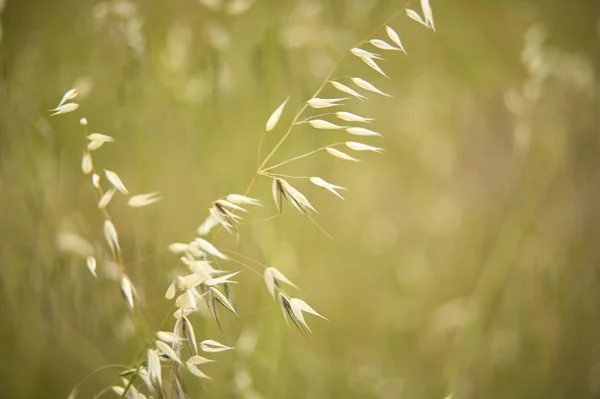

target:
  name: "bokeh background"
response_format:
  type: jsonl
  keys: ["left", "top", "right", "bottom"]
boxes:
{"left": 0, "top": 0, "right": 598, "bottom": 398}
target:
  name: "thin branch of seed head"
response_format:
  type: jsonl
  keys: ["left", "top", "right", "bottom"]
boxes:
{"left": 220, "top": 249, "right": 273, "bottom": 270}
{"left": 356, "top": 6, "right": 407, "bottom": 47}
{"left": 219, "top": 251, "right": 264, "bottom": 278}
{"left": 212, "top": 11, "right": 404, "bottom": 240}
{"left": 306, "top": 212, "right": 336, "bottom": 241}
{"left": 238, "top": 213, "right": 282, "bottom": 225}
{"left": 260, "top": 172, "right": 312, "bottom": 180}
{"left": 70, "top": 364, "right": 130, "bottom": 397}
{"left": 92, "top": 386, "right": 114, "bottom": 399}
{"left": 260, "top": 143, "right": 345, "bottom": 172}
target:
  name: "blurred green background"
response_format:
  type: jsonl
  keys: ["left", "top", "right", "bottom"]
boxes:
{"left": 0, "top": 0, "right": 598, "bottom": 398}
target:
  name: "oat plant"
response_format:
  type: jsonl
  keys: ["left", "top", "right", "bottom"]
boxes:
{"left": 54, "top": 2, "right": 437, "bottom": 398}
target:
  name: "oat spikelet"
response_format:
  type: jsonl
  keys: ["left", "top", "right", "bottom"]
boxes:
{"left": 309, "top": 177, "right": 346, "bottom": 200}
{"left": 307, "top": 120, "right": 345, "bottom": 130}
{"left": 87, "top": 134, "right": 114, "bottom": 151}
{"left": 406, "top": 8, "right": 428, "bottom": 28}
{"left": 345, "top": 141, "right": 384, "bottom": 153}
{"left": 81, "top": 151, "right": 93, "bottom": 175}
{"left": 361, "top": 57, "right": 388, "bottom": 78}
{"left": 86, "top": 256, "right": 97, "bottom": 277}
{"left": 346, "top": 127, "right": 381, "bottom": 137}
{"left": 128, "top": 192, "right": 162, "bottom": 207}
{"left": 200, "top": 339, "right": 234, "bottom": 352}
{"left": 120, "top": 275, "right": 135, "bottom": 309}
{"left": 307, "top": 97, "right": 346, "bottom": 109}
{"left": 225, "top": 194, "right": 261, "bottom": 206}
{"left": 92, "top": 173, "right": 100, "bottom": 188}
{"left": 273, "top": 178, "right": 317, "bottom": 214}
{"left": 194, "top": 238, "right": 228, "bottom": 260}
{"left": 369, "top": 38, "right": 401, "bottom": 51}
{"left": 57, "top": 88, "right": 78, "bottom": 108}
{"left": 350, "top": 47, "right": 383, "bottom": 60}
{"left": 103, "top": 219, "right": 120, "bottom": 253}
{"left": 49, "top": 103, "right": 79, "bottom": 116}
{"left": 104, "top": 170, "right": 128, "bottom": 194}
{"left": 157, "top": 331, "right": 184, "bottom": 344}
{"left": 155, "top": 340, "right": 183, "bottom": 364}
{"left": 186, "top": 356, "right": 212, "bottom": 379}
{"left": 272, "top": 178, "right": 283, "bottom": 213}
{"left": 325, "top": 148, "right": 360, "bottom": 162}
{"left": 289, "top": 298, "right": 328, "bottom": 332}
{"left": 264, "top": 267, "right": 298, "bottom": 298}
{"left": 351, "top": 77, "right": 392, "bottom": 97}
{"left": 265, "top": 96, "right": 289, "bottom": 132}
{"left": 87, "top": 133, "right": 114, "bottom": 142}
{"left": 385, "top": 26, "right": 407, "bottom": 54}
{"left": 197, "top": 215, "right": 219, "bottom": 236}
{"left": 421, "top": 0, "right": 435, "bottom": 30}
{"left": 336, "top": 112, "right": 374, "bottom": 123}
{"left": 98, "top": 187, "right": 117, "bottom": 209}
{"left": 330, "top": 81, "right": 366, "bottom": 100}
{"left": 147, "top": 349, "right": 162, "bottom": 389}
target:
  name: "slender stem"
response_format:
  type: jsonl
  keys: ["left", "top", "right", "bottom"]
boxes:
{"left": 260, "top": 143, "right": 345, "bottom": 172}
{"left": 260, "top": 172, "right": 312, "bottom": 180}
{"left": 91, "top": 386, "right": 113, "bottom": 399}
{"left": 70, "top": 364, "right": 130, "bottom": 398}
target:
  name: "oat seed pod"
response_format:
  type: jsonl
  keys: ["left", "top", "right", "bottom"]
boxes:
{"left": 307, "top": 119, "right": 345, "bottom": 129}
{"left": 86, "top": 256, "right": 97, "bottom": 277}
{"left": 264, "top": 267, "right": 297, "bottom": 298}
{"left": 345, "top": 141, "right": 384, "bottom": 153}
{"left": 57, "top": 88, "right": 78, "bottom": 108}
{"left": 98, "top": 187, "right": 117, "bottom": 208}
{"left": 92, "top": 173, "right": 100, "bottom": 188}
{"left": 325, "top": 148, "right": 360, "bottom": 162}
{"left": 128, "top": 192, "right": 162, "bottom": 207}
{"left": 200, "top": 339, "right": 234, "bottom": 352}
{"left": 336, "top": 112, "right": 374, "bottom": 123}
{"left": 309, "top": 177, "right": 346, "bottom": 200}
{"left": 361, "top": 57, "right": 388, "bottom": 78}
{"left": 289, "top": 298, "right": 327, "bottom": 332}
{"left": 103, "top": 219, "right": 121, "bottom": 253}
{"left": 81, "top": 151, "right": 93, "bottom": 175}
{"left": 369, "top": 38, "right": 400, "bottom": 51}
{"left": 274, "top": 178, "right": 317, "bottom": 215}
{"left": 351, "top": 77, "right": 392, "bottom": 97}
{"left": 147, "top": 348, "right": 162, "bottom": 389}
{"left": 307, "top": 97, "right": 347, "bottom": 109}
{"left": 120, "top": 275, "right": 135, "bottom": 309}
{"left": 385, "top": 26, "right": 407, "bottom": 54}
{"left": 265, "top": 96, "right": 289, "bottom": 132}
{"left": 350, "top": 47, "right": 383, "bottom": 60}
{"left": 49, "top": 103, "right": 79, "bottom": 116}
{"left": 330, "top": 81, "right": 366, "bottom": 100}
{"left": 104, "top": 170, "right": 128, "bottom": 194}
{"left": 406, "top": 8, "right": 428, "bottom": 28}
{"left": 194, "top": 238, "right": 228, "bottom": 260}
{"left": 346, "top": 127, "right": 381, "bottom": 137}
